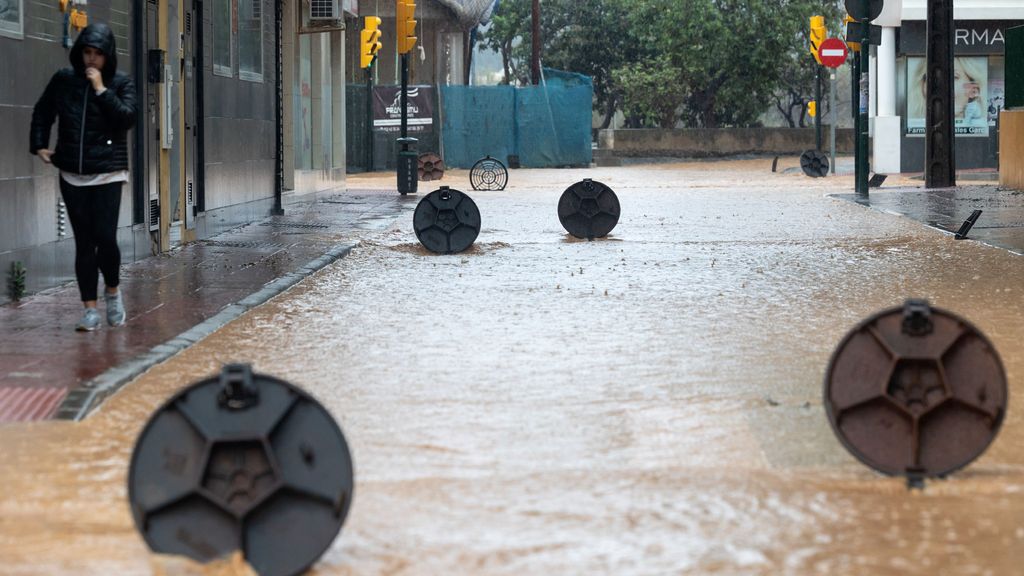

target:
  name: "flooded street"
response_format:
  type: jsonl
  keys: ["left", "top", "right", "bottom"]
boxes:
{"left": 2, "top": 160, "right": 1023, "bottom": 575}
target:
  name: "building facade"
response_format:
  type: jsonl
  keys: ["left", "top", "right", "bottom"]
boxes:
{"left": 872, "top": 0, "right": 1024, "bottom": 173}
{"left": 0, "top": 0, "right": 353, "bottom": 302}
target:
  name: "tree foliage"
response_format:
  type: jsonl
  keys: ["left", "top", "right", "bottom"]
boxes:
{"left": 480, "top": 0, "right": 844, "bottom": 128}
{"left": 612, "top": 55, "right": 687, "bottom": 128}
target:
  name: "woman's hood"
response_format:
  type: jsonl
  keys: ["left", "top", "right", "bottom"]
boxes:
{"left": 70, "top": 23, "right": 118, "bottom": 81}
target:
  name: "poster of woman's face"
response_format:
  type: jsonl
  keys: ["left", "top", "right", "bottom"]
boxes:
{"left": 906, "top": 56, "right": 989, "bottom": 136}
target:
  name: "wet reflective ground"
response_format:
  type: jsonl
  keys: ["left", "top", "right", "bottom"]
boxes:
{"left": 2, "top": 160, "right": 1023, "bottom": 575}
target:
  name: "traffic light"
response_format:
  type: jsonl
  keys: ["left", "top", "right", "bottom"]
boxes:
{"left": 360, "top": 16, "right": 382, "bottom": 69}
{"left": 396, "top": 0, "right": 417, "bottom": 55}
{"left": 844, "top": 14, "right": 861, "bottom": 52}
{"left": 809, "top": 16, "right": 826, "bottom": 64}
{"left": 808, "top": 100, "right": 817, "bottom": 118}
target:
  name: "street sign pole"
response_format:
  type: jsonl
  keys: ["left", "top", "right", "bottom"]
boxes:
{"left": 851, "top": 51, "right": 860, "bottom": 189}
{"left": 830, "top": 71, "right": 837, "bottom": 174}
{"left": 366, "top": 59, "right": 374, "bottom": 172}
{"left": 815, "top": 66, "right": 823, "bottom": 151}
{"left": 401, "top": 53, "right": 408, "bottom": 139}
{"left": 818, "top": 37, "right": 847, "bottom": 175}
{"left": 856, "top": 0, "right": 870, "bottom": 196}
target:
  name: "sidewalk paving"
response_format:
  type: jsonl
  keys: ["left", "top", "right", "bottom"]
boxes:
{"left": 832, "top": 183, "right": 1024, "bottom": 255}
{"left": 0, "top": 186, "right": 410, "bottom": 423}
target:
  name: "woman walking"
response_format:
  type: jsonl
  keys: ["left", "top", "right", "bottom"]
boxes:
{"left": 30, "top": 22, "right": 137, "bottom": 331}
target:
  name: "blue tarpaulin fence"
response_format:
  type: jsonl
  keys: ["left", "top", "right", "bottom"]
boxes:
{"left": 441, "top": 69, "right": 593, "bottom": 169}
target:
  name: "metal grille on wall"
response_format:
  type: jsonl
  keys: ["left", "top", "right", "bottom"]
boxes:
{"left": 309, "top": 0, "right": 338, "bottom": 20}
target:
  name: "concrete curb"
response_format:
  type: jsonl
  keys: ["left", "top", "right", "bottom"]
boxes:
{"left": 55, "top": 242, "right": 358, "bottom": 421}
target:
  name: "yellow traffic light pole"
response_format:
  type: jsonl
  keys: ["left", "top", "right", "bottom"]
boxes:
{"left": 361, "top": 17, "right": 382, "bottom": 171}
{"left": 396, "top": 0, "right": 418, "bottom": 139}
{"left": 810, "top": 16, "right": 826, "bottom": 152}
{"left": 395, "top": 0, "right": 418, "bottom": 194}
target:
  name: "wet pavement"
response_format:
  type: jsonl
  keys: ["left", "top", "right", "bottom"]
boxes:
{"left": 0, "top": 190, "right": 405, "bottom": 422}
{"left": 1, "top": 160, "right": 1023, "bottom": 575}
{"left": 833, "top": 185, "right": 1024, "bottom": 256}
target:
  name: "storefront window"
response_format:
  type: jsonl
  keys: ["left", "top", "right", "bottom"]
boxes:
{"left": 906, "top": 56, "right": 990, "bottom": 136}
{"left": 296, "top": 34, "right": 313, "bottom": 170}
{"left": 988, "top": 56, "right": 1005, "bottom": 126}
{"left": 0, "top": 0, "right": 23, "bottom": 40}
{"left": 214, "top": 0, "right": 233, "bottom": 76}
{"left": 238, "top": 0, "right": 262, "bottom": 81}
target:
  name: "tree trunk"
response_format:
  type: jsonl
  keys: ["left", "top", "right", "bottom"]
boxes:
{"left": 501, "top": 44, "right": 511, "bottom": 85}
{"left": 703, "top": 97, "right": 717, "bottom": 129}
{"left": 464, "top": 32, "right": 473, "bottom": 85}
{"left": 600, "top": 95, "right": 617, "bottom": 130}
{"left": 775, "top": 99, "right": 796, "bottom": 128}
{"left": 531, "top": 0, "right": 541, "bottom": 85}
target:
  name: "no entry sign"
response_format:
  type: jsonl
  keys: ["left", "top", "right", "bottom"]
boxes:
{"left": 818, "top": 37, "right": 849, "bottom": 68}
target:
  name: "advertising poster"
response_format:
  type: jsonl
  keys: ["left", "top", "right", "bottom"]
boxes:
{"left": 373, "top": 86, "right": 435, "bottom": 133}
{"left": 907, "top": 56, "right": 989, "bottom": 136}
{"left": 988, "top": 56, "right": 1005, "bottom": 126}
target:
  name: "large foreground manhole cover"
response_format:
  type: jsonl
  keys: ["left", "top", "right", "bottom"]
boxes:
{"left": 824, "top": 300, "right": 1007, "bottom": 480}
{"left": 128, "top": 364, "right": 354, "bottom": 576}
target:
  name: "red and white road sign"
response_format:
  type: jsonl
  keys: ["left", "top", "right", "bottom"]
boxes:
{"left": 818, "top": 37, "right": 849, "bottom": 68}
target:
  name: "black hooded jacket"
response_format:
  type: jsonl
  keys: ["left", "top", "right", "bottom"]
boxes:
{"left": 30, "top": 23, "right": 137, "bottom": 175}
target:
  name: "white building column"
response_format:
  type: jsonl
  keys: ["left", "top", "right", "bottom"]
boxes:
{"left": 870, "top": 0, "right": 902, "bottom": 175}
{"left": 873, "top": 26, "right": 902, "bottom": 174}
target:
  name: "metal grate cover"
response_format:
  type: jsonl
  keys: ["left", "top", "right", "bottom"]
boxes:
{"left": 309, "top": 0, "right": 338, "bottom": 19}
{"left": 149, "top": 199, "right": 160, "bottom": 231}
{"left": 203, "top": 240, "right": 287, "bottom": 249}
{"left": 259, "top": 221, "right": 331, "bottom": 229}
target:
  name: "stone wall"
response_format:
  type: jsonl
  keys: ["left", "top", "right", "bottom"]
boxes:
{"left": 598, "top": 128, "right": 856, "bottom": 157}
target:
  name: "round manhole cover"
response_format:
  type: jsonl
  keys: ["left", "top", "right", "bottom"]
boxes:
{"left": 800, "top": 149, "right": 830, "bottom": 178}
{"left": 128, "top": 364, "right": 354, "bottom": 576}
{"left": 413, "top": 186, "right": 481, "bottom": 254}
{"left": 557, "top": 179, "right": 620, "bottom": 239}
{"left": 824, "top": 300, "right": 1007, "bottom": 479}
{"left": 469, "top": 155, "right": 508, "bottom": 191}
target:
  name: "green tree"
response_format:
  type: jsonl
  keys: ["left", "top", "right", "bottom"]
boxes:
{"left": 624, "top": 0, "right": 844, "bottom": 128}
{"left": 481, "top": 0, "right": 844, "bottom": 129}
{"left": 478, "top": 0, "right": 532, "bottom": 85}
{"left": 771, "top": 1, "right": 845, "bottom": 127}
{"left": 542, "top": 0, "right": 643, "bottom": 129}
{"left": 612, "top": 55, "right": 687, "bottom": 128}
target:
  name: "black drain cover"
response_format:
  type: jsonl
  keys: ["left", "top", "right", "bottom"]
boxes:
{"left": 558, "top": 179, "right": 620, "bottom": 239}
{"left": 128, "top": 364, "right": 353, "bottom": 576}
{"left": 800, "top": 149, "right": 830, "bottom": 178}
{"left": 413, "top": 186, "right": 481, "bottom": 254}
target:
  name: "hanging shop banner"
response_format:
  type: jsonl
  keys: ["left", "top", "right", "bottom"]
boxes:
{"left": 373, "top": 86, "right": 435, "bottom": 133}
{"left": 906, "top": 56, "right": 989, "bottom": 136}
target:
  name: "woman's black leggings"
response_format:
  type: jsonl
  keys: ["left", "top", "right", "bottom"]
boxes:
{"left": 59, "top": 179, "right": 122, "bottom": 302}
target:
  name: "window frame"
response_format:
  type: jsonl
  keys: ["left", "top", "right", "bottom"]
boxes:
{"left": 0, "top": 0, "right": 25, "bottom": 40}
{"left": 237, "top": 0, "right": 263, "bottom": 83}
{"left": 213, "top": 0, "right": 234, "bottom": 77}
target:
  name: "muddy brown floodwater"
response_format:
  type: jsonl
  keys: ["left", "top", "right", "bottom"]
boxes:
{"left": 2, "top": 160, "right": 1023, "bottom": 575}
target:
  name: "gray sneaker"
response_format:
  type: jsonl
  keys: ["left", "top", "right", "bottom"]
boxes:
{"left": 76, "top": 308, "right": 102, "bottom": 332}
{"left": 105, "top": 290, "right": 126, "bottom": 326}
